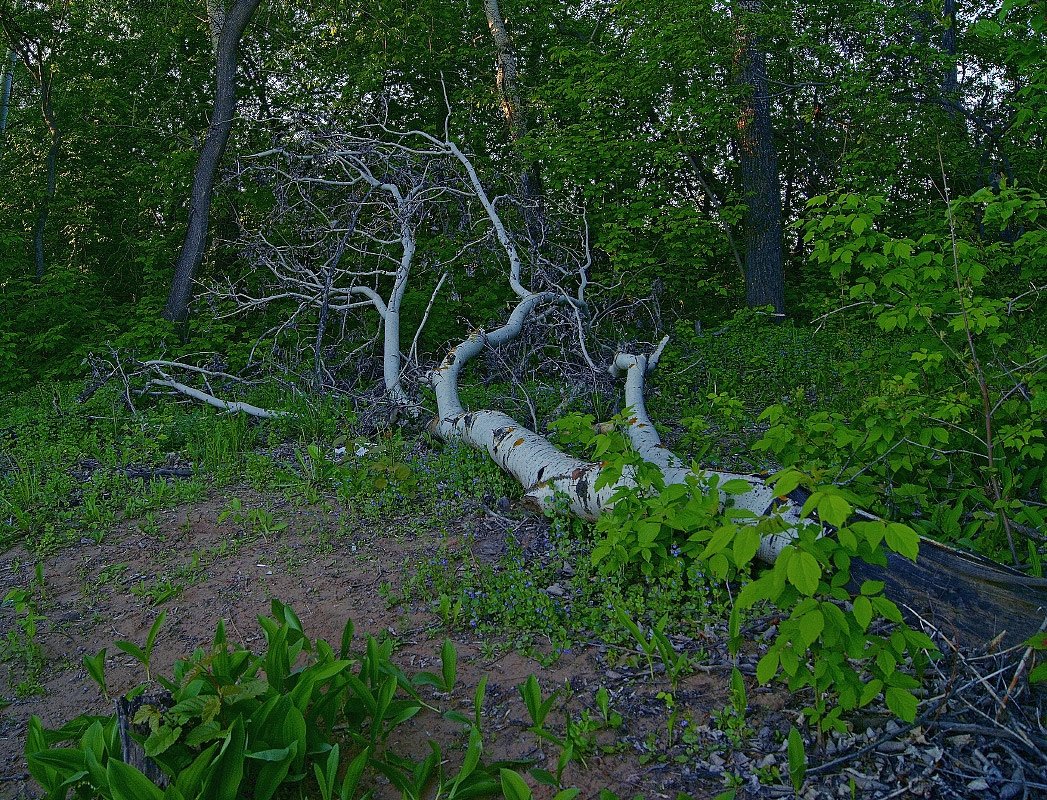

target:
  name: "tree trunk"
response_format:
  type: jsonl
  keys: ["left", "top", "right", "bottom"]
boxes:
{"left": 483, "top": 0, "right": 543, "bottom": 240}
{"left": 163, "top": 0, "right": 262, "bottom": 324}
{"left": 733, "top": 0, "right": 785, "bottom": 316}
{"left": 33, "top": 133, "right": 56, "bottom": 281}
{"left": 0, "top": 48, "right": 15, "bottom": 135}
{"left": 30, "top": 67, "right": 58, "bottom": 282}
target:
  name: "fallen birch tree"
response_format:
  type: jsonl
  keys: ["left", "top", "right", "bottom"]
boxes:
{"left": 105, "top": 123, "right": 1046, "bottom": 645}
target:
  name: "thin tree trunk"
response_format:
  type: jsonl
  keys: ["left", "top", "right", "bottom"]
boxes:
{"left": 0, "top": 48, "right": 15, "bottom": 135}
{"left": 30, "top": 66, "right": 58, "bottom": 282}
{"left": 680, "top": 144, "right": 746, "bottom": 279}
{"left": 483, "top": 0, "right": 543, "bottom": 239}
{"left": 33, "top": 133, "right": 56, "bottom": 281}
{"left": 163, "top": 0, "right": 262, "bottom": 324}
{"left": 733, "top": 0, "right": 785, "bottom": 315}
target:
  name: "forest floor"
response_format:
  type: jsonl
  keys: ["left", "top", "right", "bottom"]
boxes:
{"left": 2, "top": 476, "right": 1046, "bottom": 799}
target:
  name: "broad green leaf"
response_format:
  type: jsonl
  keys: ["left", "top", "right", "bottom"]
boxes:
{"left": 885, "top": 687, "right": 918, "bottom": 722}
{"left": 860, "top": 679, "right": 884, "bottom": 707}
{"left": 144, "top": 724, "right": 182, "bottom": 758}
{"left": 107, "top": 760, "right": 164, "bottom": 800}
{"left": 772, "top": 470, "right": 803, "bottom": 497}
{"left": 499, "top": 769, "right": 532, "bottom": 800}
{"left": 737, "top": 576, "right": 775, "bottom": 609}
{"left": 733, "top": 527, "right": 762, "bottom": 567}
{"left": 720, "top": 479, "right": 752, "bottom": 495}
{"left": 885, "top": 523, "right": 919, "bottom": 561}
{"left": 787, "top": 551, "right": 821, "bottom": 596}
{"left": 853, "top": 595, "right": 873, "bottom": 631}
{"left": 756, "top": 651, "right": 779, "bottom": 683}
{"left": 797, "top": 610, "right": 825, "bottom": 647}
{"left": 817, "top": 494, "right": 851, "bottom": 528}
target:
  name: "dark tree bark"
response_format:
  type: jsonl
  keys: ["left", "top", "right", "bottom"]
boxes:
{"left": 34, "top": 121, "right": 57, "bottom": 281}
{"left": 163, "top": 0, "right": 262, "bottom": 324}
{"left": 733, "top": 0, "right": 785, "bottom": 316}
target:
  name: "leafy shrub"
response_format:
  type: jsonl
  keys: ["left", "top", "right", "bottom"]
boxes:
{"left": 550, "top": 410, "right": 938, "bottom": 731}
{"left": 770, "top": 186, "right": 1046, "bottom": 563}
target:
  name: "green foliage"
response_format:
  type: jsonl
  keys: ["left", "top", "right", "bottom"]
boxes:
{"left": 551, "top": 415, "right": 939, "bottom": 730}
{"left": 24, "top": 602, "right": 582, "bottom": 800}
{"left": 1027, "top": 630, "right": 1047, "bottom": 685}
{"left": 769, "top": 187, "right": 1046, "bottom": 560}
{"left": 2, "top": 563, "right": 48, "bottom": 697}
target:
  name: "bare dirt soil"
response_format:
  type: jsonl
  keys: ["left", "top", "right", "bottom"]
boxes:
{"left": 2, "top": 486, "right": 1045, "bottom": 799}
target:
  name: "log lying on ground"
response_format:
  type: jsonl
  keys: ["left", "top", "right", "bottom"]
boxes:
{"left": 432, "top": 309, "right": 1047, "bottom": 647}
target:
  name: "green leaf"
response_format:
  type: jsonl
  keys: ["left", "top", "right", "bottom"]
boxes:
{"left": 733, "top": 527, "right": 762, "bottom": 567}
{"left": 860, "top": 679, "right": 884, "bottom": 707}
{"left": 247, "top": 744, "right": 294, "bottom": 763}
{"left": 454, "top": 727, "right": 483, "bottom": 787}
{"left": 772, "top": 470, "right": 803, "bottom": 497}
{"left": 872, "top": 596, "right": 903, "bottom": 623}
{"left": 114, "top": 640, "right": 148, "bottom": 665}
{"left": 83, "top": 649, "right": 108, "bottom": 697}
{"left": 884, "top": 523, "right": 919, "bottom": 561}
{"left": 340, "top": 746, "right": 370, "bottom": 799}
{"left": 441, "top": 639, "right": 457, "bottom": 692}
{"left": 756, "top": 651, "right": 779, "bottom": 683}
{"left": 145, "top": 611, "right": 166, "bottom": 657}
{"left": 175, "top": 742, "right": 221, "bottom": 797}
{"left": 720, "top": 479, "right": 752, "bottom": 495}
{"left": 499, "top": 769, "right": 532, "bottom": 800}
{"left": 885, "top": 687, "right": 918, "bottom": 722}
{"left": 817, "top": 494, "right": 851, "bottom": 528}
{"left": 1028, "top": 663, "right": 1047, "bottom": 684}
{"left": 797, "top": 610, "right": 825, "bottom": 647}
{"left": 737, "top": 576, "right": 776, "bottom": 609}
{"left": 787, "top": 727, "right": 806, "bottom": 791}
{"left": 144, "top": 724, "right": 182, "bottom": 758}
{"left": 107, "top": 760, "right": 164, "bottom": 800}
{"left": 787, "top": 551, "right": 821, "bottom": 596}
{"left": 553, "top": 791, "right": 581, "bottom": 800}
{"left": 853, "top": 595, "right": 873, "bottom": 631}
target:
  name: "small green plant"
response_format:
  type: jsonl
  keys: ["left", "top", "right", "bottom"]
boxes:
{"left": 2, "top": 564, "right": 47, "bottom": 696}
{"left": 130, "top": 578, "right": 183, "bottom": 606}
{"left": 711, "top": 669, "right": 751, "bottom": 746}
{"left": 218, "top": 497, "right": 288, "bottom": 537}
{"left": 613, "top": 604, "right": 693, "bottom": 688}
{"left": 114, "top": 611, "right": 166, "bottom": 683}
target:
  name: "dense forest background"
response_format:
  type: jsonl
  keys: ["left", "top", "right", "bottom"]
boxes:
{"left": 0, "top": 0, "right": 1041, "bottom": 368}
{"left": 2, "top": 0, "right": 1044, "bottom": 556}
{"left": 1, "top": 2, "right": 1046, "bottom": 797}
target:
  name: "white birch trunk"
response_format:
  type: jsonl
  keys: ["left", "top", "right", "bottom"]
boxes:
{"left": 430, "top": 304, "right": 801, "bottom": 563}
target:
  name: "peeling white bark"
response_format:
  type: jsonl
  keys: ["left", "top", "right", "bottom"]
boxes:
{"left": 432, "top": 317, "right": 801, "bottom": 563}
{"left": 611, "top": 345, "right": 801, "bottom": 562}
